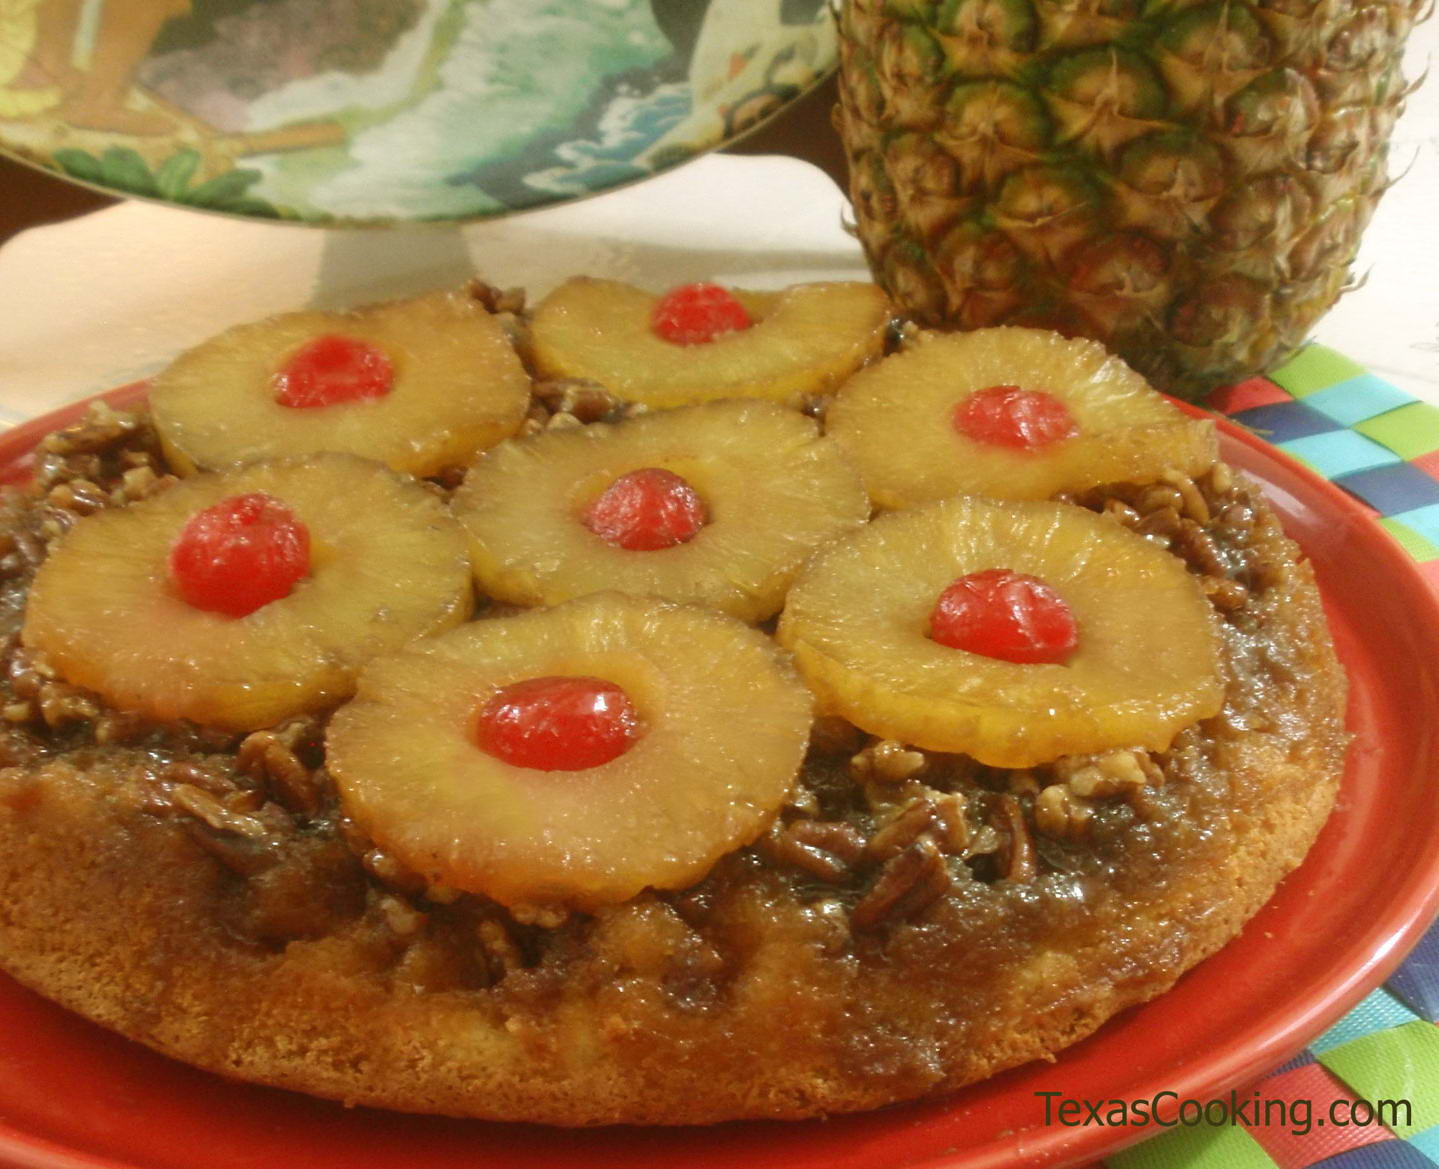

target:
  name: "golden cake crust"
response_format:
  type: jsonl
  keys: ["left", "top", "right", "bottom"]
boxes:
{"left": 0, "top": 430, "right": 1347, "bottom": 1123}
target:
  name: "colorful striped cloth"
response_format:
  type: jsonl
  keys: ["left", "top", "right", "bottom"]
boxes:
{"left": 1090, "top": 346, "right": 1439, "bottom": 1169}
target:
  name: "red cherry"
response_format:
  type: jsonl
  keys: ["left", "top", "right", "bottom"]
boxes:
{"left": 169, "top": 492, "right": 310, "bottom": 617}
{"left": 583, "top": 467, "right": 709, "bottom": 551}
{"left": 273, "top": 334, "right": 395, "bottom": 409}
{"left": 651, "top": 282, "right": 753, "bottom": 345}
{"left": 953, "top": 385, "right": 1079, "bottom": 451}
{"left": 929, "top": 568, "right": 1078, "bottom": 665}
{"left": 476, "top": 676, "right": 641, "bottom": 771}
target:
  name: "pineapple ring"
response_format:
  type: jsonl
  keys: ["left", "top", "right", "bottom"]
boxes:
{"left": 22, "top": 455, "right": 472, "bottom": 731}
{"left": 452, "top": 399, "right": 871, "bottom": 622}
{"left": 327, "top": 592, "right": 814, "bottom": 909}
{"left": 527, "top": 277, "right": 893, "bottom": 408}
{"left": 149, "top": 290, "right": 531, "bottom": 478}
{"left": 826, "top": 327, "right": 1219, "bottom": 507}
{"left": 777, "top": 496, "right": 1224, "bottom": 767}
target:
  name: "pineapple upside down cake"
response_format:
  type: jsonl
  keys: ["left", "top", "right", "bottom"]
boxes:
{"left": 0, "top": 278, "right": 1346, "bottom": 1124}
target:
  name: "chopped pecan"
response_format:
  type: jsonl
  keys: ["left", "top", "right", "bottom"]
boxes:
{"left": 1034, "top": 784, "right": 1094, "bottom": 840}
{"left": 509, "top": 902, "right": 570, "bottom": 929}
{"left": 787, "top": 819, "right": 866, "bottom": 865}
{"left": 154, "top": 758, "right": 247, "bottom": 799}
{"left": 1101, "top": 498, "right": 1143, "bottom": 528}
{"left": 1217, "top": 499, "right": 1256, "bottom": 535}
{"left": 517, "top": 402, "right": 551, "bottom": 437}
{"left": 1172, "top": 518, "right": 1229, "bottom": 578}
{"left": 851, "top": 837, "right": 952, "bottom": 930}
{"left": 865, "top": 798, "right": 940, "bottom": 863}
{"left": 1203, "top": 575, "right": 1250, "bottom": 612}
{"left": 113, "top": 464, "right": 172, "bottom": 504}
{"left": 361, "top": 847, "right": 429, "bottom": 897}
{"left": 477, "top": 916, "right": 525, "bottom": 981}
{"left": 45, "top": 478, "right": 109, "bottom": 517}
{"left": 236, "top": 722, "right": 327, "bottom": 816}
{"left": 1134, "top": 505, "right": 1182, "bottom": 545}
{"left": 35, "top": 402, "right": 141, "bottom": 459}
{"left": 758, "top": 819, "right": 855, "bottom": 883}
{"left": 170, "top": 783, "right": 271, "bottom": 838}
{"left": 850, "top": 738, "right": 927, "bottom": 784}
{"left": 467, "top": 280, "right": 526, "bottom": 316}
{"left": 1052, "top": 748, "right": 1161, "bottom": 798}
{"left": 1137, "top": 483, "right": 1185, "bottom": 515}
{"left": 994, "top": 793, "right": 1036, "bottom": 882}
{"left": 1162, "top": 470, "right": 1212, "bottom": 525}
{"left": 532, "top": 378, "right": 619, "bottom": 423}
{"left": 168, "top": 783, "right": 282, "bottom": 875}
{"left": 377, "top": 894, "right": 427, "bottom": 940}
{"left": 93, "top": 710, "right": 151, "bottom": 745}
{"left": 783, "top": 784, "right": 820, "bottom": 816}
{"left": 7, "top": 647, "right": 56, "bottom": 700}
{"left": 1206, "top": 462, "right": 1234, "bottom": 497}
{"left": 35, "top": 681, "right": 99, "bottom": 729}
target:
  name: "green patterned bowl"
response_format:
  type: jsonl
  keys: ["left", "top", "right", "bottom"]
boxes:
{"left": 0, "top": 0, "right": 835, "bottom": 225}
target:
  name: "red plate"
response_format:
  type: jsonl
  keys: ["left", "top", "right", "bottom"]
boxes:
{"left": 1, "top": 392, "right": 1437, "bottom": 1169}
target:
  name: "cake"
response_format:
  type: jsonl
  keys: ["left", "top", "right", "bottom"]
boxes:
{"left": 0, "top": 277, "right": 1347, "bottom": 1124}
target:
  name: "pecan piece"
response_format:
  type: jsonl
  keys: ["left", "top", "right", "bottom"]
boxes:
{"left": 787, "top": 819, "right": 866, "bottom": 865}
{"left": 236, "top": 725, "right": 327, "bottom": 816}
{"left": 467, "top": 280, "right": 526, "bottom": 316}
{"left": 533, "top": 378, "right": 619, "bottom": 423}
{"left": 849, "top": 738, "right": 927, "bottom": 784}
{"left": 1053, "top": 748, "right": 1161, "bottom": 798}
{"left": 851, "top": 837, "right": 952, "bottom": 930}
{"left": 169, "top": 783, "right": 281, "bottom": 875}
{"left": 994, "top": 793, "right": 1036, "bottom": 882}
{"left": 1173, "top": 518, "right": 1228, "bottom": 578}
{"left": 1162, "top": 470, "right": 1212, "bottom": 525}
{"left": 758, "top": 819, "right": 858, "bottom": 883}
{"left": 477, "top": 916, "right": 525, "bottom": 982}
{"left": 1035, "top": 784, "right": 1094, "bottom": 840}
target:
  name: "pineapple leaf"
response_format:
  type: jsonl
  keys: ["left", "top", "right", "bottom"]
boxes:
{"left": 154, "top": 149, "right": 202, "bottom": 201}
{"left": 98, "top": 148, "right": 159, "bottom": 198}
{"left": 184, "top": 169, "right": 263, "bottom": 209}
{"left": 51, "top": 149, "right": 105, "bottom": 185}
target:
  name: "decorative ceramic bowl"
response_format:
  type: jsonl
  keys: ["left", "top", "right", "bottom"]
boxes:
{"left": 0, "top": 0, "right": 835, "bottom": 224}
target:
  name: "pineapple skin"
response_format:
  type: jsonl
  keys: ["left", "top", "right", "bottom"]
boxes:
{"left": 836, "top": 0, "right": 1423, "bottom": 399}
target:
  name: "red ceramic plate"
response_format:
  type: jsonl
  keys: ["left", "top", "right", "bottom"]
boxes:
{"left": 1, "top": 391, "right": 1437, "bottom": 1169}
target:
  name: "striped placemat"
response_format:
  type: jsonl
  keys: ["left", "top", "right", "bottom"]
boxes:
{"left": 1090, "top": 346, "right": 1439, "bottom": 1169}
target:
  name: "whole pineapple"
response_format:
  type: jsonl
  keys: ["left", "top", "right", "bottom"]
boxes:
{"left": 836, "top": 0, "right": 1422, "bottom": 398}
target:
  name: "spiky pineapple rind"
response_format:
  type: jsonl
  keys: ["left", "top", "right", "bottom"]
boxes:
{"left": 835, "top": 0, "right": 1416, "bottom": 399}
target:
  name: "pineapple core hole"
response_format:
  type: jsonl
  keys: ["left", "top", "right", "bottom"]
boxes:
{"left": 929, "top": 569, "right": 1078, "bottom": 666}
{"left": 582, "top": 468, "right": 710, "bottom": 551}
{"left": 475, "top": 675, "right": 641, "bottom": 772}
{"left": 953, "top": 386, "right": 1079, "bottom": 452}
{"left": 168, "top": 492, "right": 310, "bottom": 618}
{"left": 273, "top": 334, "right": 395, "bottom": 409}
